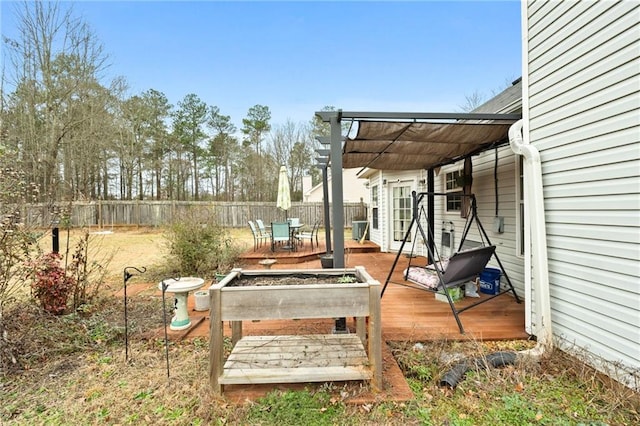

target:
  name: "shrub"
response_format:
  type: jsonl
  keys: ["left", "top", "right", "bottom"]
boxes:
{"left": 163, "top": 207, "right": 241, "bottom": 277}
{"left": 65, "top": 230, "right": 111, "bottom": 311}
{"left": 0, "top": 149, "right": 41, "bottom": 372}
{"left": 0, "top": 158, "right": 41, "bottom": 312}
{"left": 28, "top": 252, "right": 75, "bottom": 315}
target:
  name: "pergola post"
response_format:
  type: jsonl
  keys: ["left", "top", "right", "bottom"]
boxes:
{"left": 314, "top": 141, "right": 332, "bottom": 254}
{"left": 329, "top": 113, "right": 345, "bottom": 268}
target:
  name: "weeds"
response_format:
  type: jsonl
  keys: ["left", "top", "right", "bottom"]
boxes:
{"left": 389, "top": 340, "right": 640, "bottom": 425}
{"left": 65, "top": 230, "right": 112, "bottom": 311}
{"left": 1, "top": 226, "right": 639, "bottom": 424}
{"left": 247, "top": 389, "right": 345, "bottom": 426}
{"left": 2, "top": 312, "right": 639, "bottom": 425}
{"left": 337, "top": 275, "right": 357, "bottom": 283}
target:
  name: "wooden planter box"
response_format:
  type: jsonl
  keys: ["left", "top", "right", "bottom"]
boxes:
{"left": 208, "top": 266, "right": 382, "bottom": 394}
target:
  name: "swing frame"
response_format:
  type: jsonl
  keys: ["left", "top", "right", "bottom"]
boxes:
{"left": 381, "top": 191, "right": 521, "bottom": 334}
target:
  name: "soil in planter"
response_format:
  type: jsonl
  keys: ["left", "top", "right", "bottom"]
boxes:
{"left": 227, "top": 273, "right": 358, "bottom": 287}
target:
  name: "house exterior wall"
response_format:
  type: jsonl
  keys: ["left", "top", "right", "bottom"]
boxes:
{"left": 304, "top": 168, "right": 369, "bottom": 204}
{"left": 366, "top": 170, "right": 386, "bottom": 249}
{"left": 366, "top": 169, "right": 426, "bottom": 255}
{"left": 445, "top": 147, "right": 525, "bottom": 297}
{"left": 524, "top": 0, "right": 640, "bottom": 387}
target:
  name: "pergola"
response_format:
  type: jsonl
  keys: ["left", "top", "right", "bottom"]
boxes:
{"left": 314, "top": 110, "right": 522, "bottom": 267}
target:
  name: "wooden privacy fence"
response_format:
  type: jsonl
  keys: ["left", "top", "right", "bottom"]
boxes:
{"left": 19, "top": 201, "right": 369, "bottom": 229}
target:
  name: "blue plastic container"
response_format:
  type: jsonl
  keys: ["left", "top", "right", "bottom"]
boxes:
{"left": 479, "top": 267, "right": 501, "bottom": 295}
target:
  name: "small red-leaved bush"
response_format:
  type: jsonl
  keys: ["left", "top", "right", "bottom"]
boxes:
{"left": 29, "top": 252, "right": 75, "bottom": 315}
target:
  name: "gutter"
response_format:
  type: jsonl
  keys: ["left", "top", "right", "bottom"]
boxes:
{"left": 508, "top": 119, "right": 553, "bottom": 354}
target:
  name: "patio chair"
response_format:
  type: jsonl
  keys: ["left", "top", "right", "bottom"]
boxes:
{"left": 271, "top": 221, "right": 292, "bottom": 252}
{"left": 256, "top": 219, "right": 271, "bottom": 238}
{"left": 248, "top": 220, "right": 267, "bottom": 251}
{"left": 296, "top": 219, "right": 320, "bottom": 250}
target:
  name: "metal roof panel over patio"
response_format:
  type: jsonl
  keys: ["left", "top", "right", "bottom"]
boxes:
{"left": 314, "top": 110, "right": 521, "bottom": 268}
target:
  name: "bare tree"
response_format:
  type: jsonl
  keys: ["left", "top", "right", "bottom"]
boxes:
{"left": 458, "top": 90, "right": 487, "bottom": 112}
{"left": 459, "top": 78, "right": 519, "bottom": 113}
{"left": 269, "top": 120, "right": 312, "bottom": 201}
{"left": 2, "top": 1, "right": 111, "bottom": 201}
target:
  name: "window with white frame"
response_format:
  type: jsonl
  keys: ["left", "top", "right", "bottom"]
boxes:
{"left": 445, "top": 170, "right": 463, "bottom": 212}
{"left": 371, "top": 184, "right": 379, "bottom": 230}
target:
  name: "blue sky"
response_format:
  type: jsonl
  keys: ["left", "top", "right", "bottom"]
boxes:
{"left": 1, "top": 1, "right": 522, "bottom": 129}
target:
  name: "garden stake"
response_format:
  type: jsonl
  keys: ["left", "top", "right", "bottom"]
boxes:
{"left": 160, "top": 278, "right": 177, "bottom": 379}
{"left": 123, "top": 266, "right": 146, "bottom": 362}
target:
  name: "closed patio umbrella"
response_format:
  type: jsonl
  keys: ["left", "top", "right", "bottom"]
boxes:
{"left": 276, "top": 165, "right": 291, "bottom": 219}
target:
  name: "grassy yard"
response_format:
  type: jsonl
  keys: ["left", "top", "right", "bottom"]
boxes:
{"left": 2, "top": 228, "right": 638, "bottom": 425}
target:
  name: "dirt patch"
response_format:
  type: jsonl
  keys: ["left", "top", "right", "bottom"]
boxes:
{"left": 227, "top": 273, "right": 358, "bottom": 287}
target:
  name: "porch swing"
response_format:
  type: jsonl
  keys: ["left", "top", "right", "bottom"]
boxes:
{"left": 381, "top": 191, "right": 521, "bottom": 334}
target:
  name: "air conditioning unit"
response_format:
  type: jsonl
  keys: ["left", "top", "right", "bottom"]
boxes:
{"left": 352, "top": 221, "right": 369, "bottom": 241}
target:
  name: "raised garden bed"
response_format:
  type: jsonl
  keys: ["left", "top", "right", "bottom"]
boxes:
{"left": 208, "top": 266, "right": 382, "bottom": 394}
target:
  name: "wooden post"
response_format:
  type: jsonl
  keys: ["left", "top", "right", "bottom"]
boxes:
{"left": 209, "top": 287, "right": 223, "bottom": 393}
{"left": 98, "top": 199, "right": 103, "bottom": 230}
{"left": 231, "top": 321, "right": 242, "bottom": 347}
{"left": 135, "top": 199, "right": 140, "bottom": 229}
{"left": 368, "top": 281, "right": 383, "bottom": 390}
{"left": 355, "top": 317, "right": 367, "bottom": 346}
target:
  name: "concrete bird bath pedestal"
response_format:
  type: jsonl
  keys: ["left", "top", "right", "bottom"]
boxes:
{"left": 159, "top": 277, "right": 205, "bottom": 330}
{"left": 258, "top": 258, "right": 277, "bottom": 269}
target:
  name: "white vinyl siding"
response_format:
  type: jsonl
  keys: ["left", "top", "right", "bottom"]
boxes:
{"left": 526, "top": 0, "right": 640, "bottom": 387}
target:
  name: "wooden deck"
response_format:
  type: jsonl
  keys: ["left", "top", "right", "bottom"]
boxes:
{"left": 183, "top": 241, "right": 528, "bottom": 342}
{"left": 239, "top": 235, "right": 380, "bottom": 264}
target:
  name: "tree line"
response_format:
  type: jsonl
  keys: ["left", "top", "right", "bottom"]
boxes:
{"left": 0, "top": 1, "right": 331, "bottom": 203}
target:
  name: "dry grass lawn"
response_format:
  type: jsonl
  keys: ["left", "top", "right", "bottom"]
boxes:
{"left": 2, "top": 227, "right": 638, "bottom": 425}
{"left": 38, "top": 226, "right": 254, "bottom": 281}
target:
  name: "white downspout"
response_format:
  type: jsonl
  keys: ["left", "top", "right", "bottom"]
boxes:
{"left": 509, "top": 120, "right": 553, "bottom": 355}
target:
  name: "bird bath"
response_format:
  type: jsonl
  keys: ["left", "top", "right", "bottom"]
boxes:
{"left": 159, "top": 277, "right": 205, "bottom": 330}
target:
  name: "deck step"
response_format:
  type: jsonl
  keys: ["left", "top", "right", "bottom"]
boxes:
{"left": 239, "top": 241, "right": 380, "bottom": 264}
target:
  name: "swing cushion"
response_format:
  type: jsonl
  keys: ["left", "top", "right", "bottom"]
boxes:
{"left": 404, "top": 245, "right": 496, "bottom": 291}
{"left": 404, "top": 267, "right": 440, "bottom": 289}
{"left": 426, "top": 259, "right": 449, "bottom": 271}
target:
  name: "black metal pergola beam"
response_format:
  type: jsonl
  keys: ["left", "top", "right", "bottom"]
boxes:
{"left": 316, "top": 111, "right": 521, "bottom": 122}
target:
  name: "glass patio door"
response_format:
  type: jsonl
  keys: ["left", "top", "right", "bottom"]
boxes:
{"left": 389, "top": 183, "right": 412, "bottom": 252}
